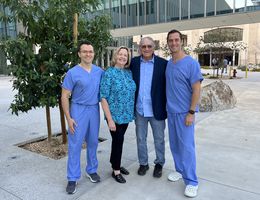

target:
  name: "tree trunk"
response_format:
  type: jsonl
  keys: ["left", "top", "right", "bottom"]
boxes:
{"left": 46, "top": 105, "right": 52, "bottom": 142}
{"left": 59, "top": 98, "right": 67, "bottom": 144}
{"left": 73, "top": 13, "right": 78, "bottom": 46}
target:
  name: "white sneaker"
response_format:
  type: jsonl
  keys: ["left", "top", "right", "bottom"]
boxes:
{"left": 167, "top": 171, "right": 182, "bottom": 182}
{"left": 184, "top": 185, "right": 198, "bottom": 198}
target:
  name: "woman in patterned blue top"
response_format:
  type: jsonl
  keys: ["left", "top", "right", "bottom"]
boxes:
{"left": 100, "top": 46, "right": 136, "bottom": 183}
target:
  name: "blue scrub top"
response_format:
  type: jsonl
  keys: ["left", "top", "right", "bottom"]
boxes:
{"left": 166, "top": 56, "right": 203, "bottom": 114}
{"left": 100, "top": 66, "right": 136, "bottom": 124}
{"left": 62, "top": 64, "right": 103, "bottom": 106}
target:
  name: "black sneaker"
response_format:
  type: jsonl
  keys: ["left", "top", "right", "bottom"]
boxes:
{"left": 153, "top": 164, "right": 163, "bottom": 178}
{"left": 66, "top": 181, "right": 76, "bottom": 194}
{"left": 137, "top": 165, "right": 149, "bottom": 176}
{"left": 87, "top": 172, "right": 101, "bottom": 183}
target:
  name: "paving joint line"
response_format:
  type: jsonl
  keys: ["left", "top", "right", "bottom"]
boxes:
{"left": 196, "top": 139, "right": 260, "bottom": 153}
{"left": 0, "top": 186, "right": 23, "bottom": 200}
{"left": 199, "top": 177, "right": 260, "bottom": 196}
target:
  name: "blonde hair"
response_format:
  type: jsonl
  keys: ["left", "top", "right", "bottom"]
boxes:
{"left": 111, "top": 46, "right": 131, "bottom": 68}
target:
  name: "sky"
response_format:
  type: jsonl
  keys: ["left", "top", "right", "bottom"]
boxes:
{"left": 225, "top": 0, "right": 254, "bottom": 8}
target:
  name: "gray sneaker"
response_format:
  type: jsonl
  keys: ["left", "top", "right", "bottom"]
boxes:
{"left": 66, "top": 181, "right": 77, "bottom": 194}
{"left": 86, "top": 172, "right": 101, "bottom": 183}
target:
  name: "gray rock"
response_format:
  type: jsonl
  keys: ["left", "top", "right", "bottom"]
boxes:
{"left": 199, "top": 80, "right": 237, "bottom": 112}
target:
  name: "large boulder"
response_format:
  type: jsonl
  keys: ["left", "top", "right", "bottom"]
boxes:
{"left": 199, "top": 80, "right": 237, "bottom": 112}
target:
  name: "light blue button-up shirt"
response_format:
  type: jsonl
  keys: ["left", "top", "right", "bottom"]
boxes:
{"left": 136, "top": 56, "right": 154, "bottom": 117}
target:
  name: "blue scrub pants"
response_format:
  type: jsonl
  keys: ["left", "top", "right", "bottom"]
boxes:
{"left": 168, "top": 113, "right": 198, "bottom": 186}
{"left": 67, "top": 103, "right": 100, "bottom": 181}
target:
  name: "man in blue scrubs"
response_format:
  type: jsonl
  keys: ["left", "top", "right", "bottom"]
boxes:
{"left": 61, "top": 41, "right": 103, "bottom": 194}
{"left": 166, "top": 30, "right": 203, "bottom": 198}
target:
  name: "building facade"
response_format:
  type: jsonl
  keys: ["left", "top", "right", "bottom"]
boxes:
{"left": 94, "top": 0, "right": 259, "bottom": 67}
{"left": 1, "top": 0, "right": 260, "bottom": 73}
{"left": 132, "top": 23, "right": 260, "bottom": 67}
{"left": 0, "top": 5, "right": 17, "bottom": 74}
{"left": 97, "top": 0, "right": 259, "bottom": 29}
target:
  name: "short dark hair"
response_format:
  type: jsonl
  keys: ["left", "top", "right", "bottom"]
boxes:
{"left": 77, "top": 41, "right": 93, "bottom": 53}
{"left": 167, "top": 29, "right": 182, "bottom": 42}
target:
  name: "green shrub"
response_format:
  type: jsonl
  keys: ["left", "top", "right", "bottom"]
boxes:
{"left": 201, "top": 66, "right": 211, "bottom": 69}
{"left": 251, "top": 68, "right": 260, "bottom": 72}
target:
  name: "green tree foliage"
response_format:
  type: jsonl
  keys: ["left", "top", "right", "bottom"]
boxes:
{"left": 0, "top": 0, "right": 112, "bottom": 115}
{"left": 160, "top": 43, "right": 192, "bottom": 58}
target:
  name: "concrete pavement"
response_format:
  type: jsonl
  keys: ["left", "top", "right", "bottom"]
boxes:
{"left": 0, "top": 69, "right": 260, "bottom": 200}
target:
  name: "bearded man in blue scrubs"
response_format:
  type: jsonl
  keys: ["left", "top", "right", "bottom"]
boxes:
{"left": 61, "top": 41, "right": 103, "bottom": 194}
{"left": 166, "top": 29, "right": 203, "bottom": 198}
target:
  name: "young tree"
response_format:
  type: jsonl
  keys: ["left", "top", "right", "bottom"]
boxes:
{"left": 0, "top": 0, "right": 112, "bottom": 142}
{"left": 161, "top": 43, "right": 192, "bottom": 58}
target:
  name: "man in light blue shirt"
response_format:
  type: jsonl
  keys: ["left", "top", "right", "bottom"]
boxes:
{"left": 136, "top": 56, "right": 154, "bottom": 116}
{"left": 223, "top": 58, "right": 228, "bottom": 74}
{"left": 130, "top": 37, "right": 168, "bottom": 178}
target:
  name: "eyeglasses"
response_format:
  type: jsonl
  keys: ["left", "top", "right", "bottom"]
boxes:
{"left": 80, "top": 50, "right": 94, "bottom": 54}
{"left": 141, "top": 45, "right": 153, "bottom": 49}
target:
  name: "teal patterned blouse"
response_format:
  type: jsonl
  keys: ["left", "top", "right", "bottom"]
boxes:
{"left": 100, "top": 66, "right": 136, "bottom": 124}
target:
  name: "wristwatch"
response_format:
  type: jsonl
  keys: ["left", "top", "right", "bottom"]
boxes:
{"left": 188, "top": 110, "right": 195, "bottom": 115}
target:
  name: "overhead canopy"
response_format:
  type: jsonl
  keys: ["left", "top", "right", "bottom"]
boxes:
{"left": 111, "top": 11, "right": 260, "bottom": 37}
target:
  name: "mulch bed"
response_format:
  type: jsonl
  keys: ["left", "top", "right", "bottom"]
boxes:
{"left": 20, "top": 135, "right": 86, "bottom": 160}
